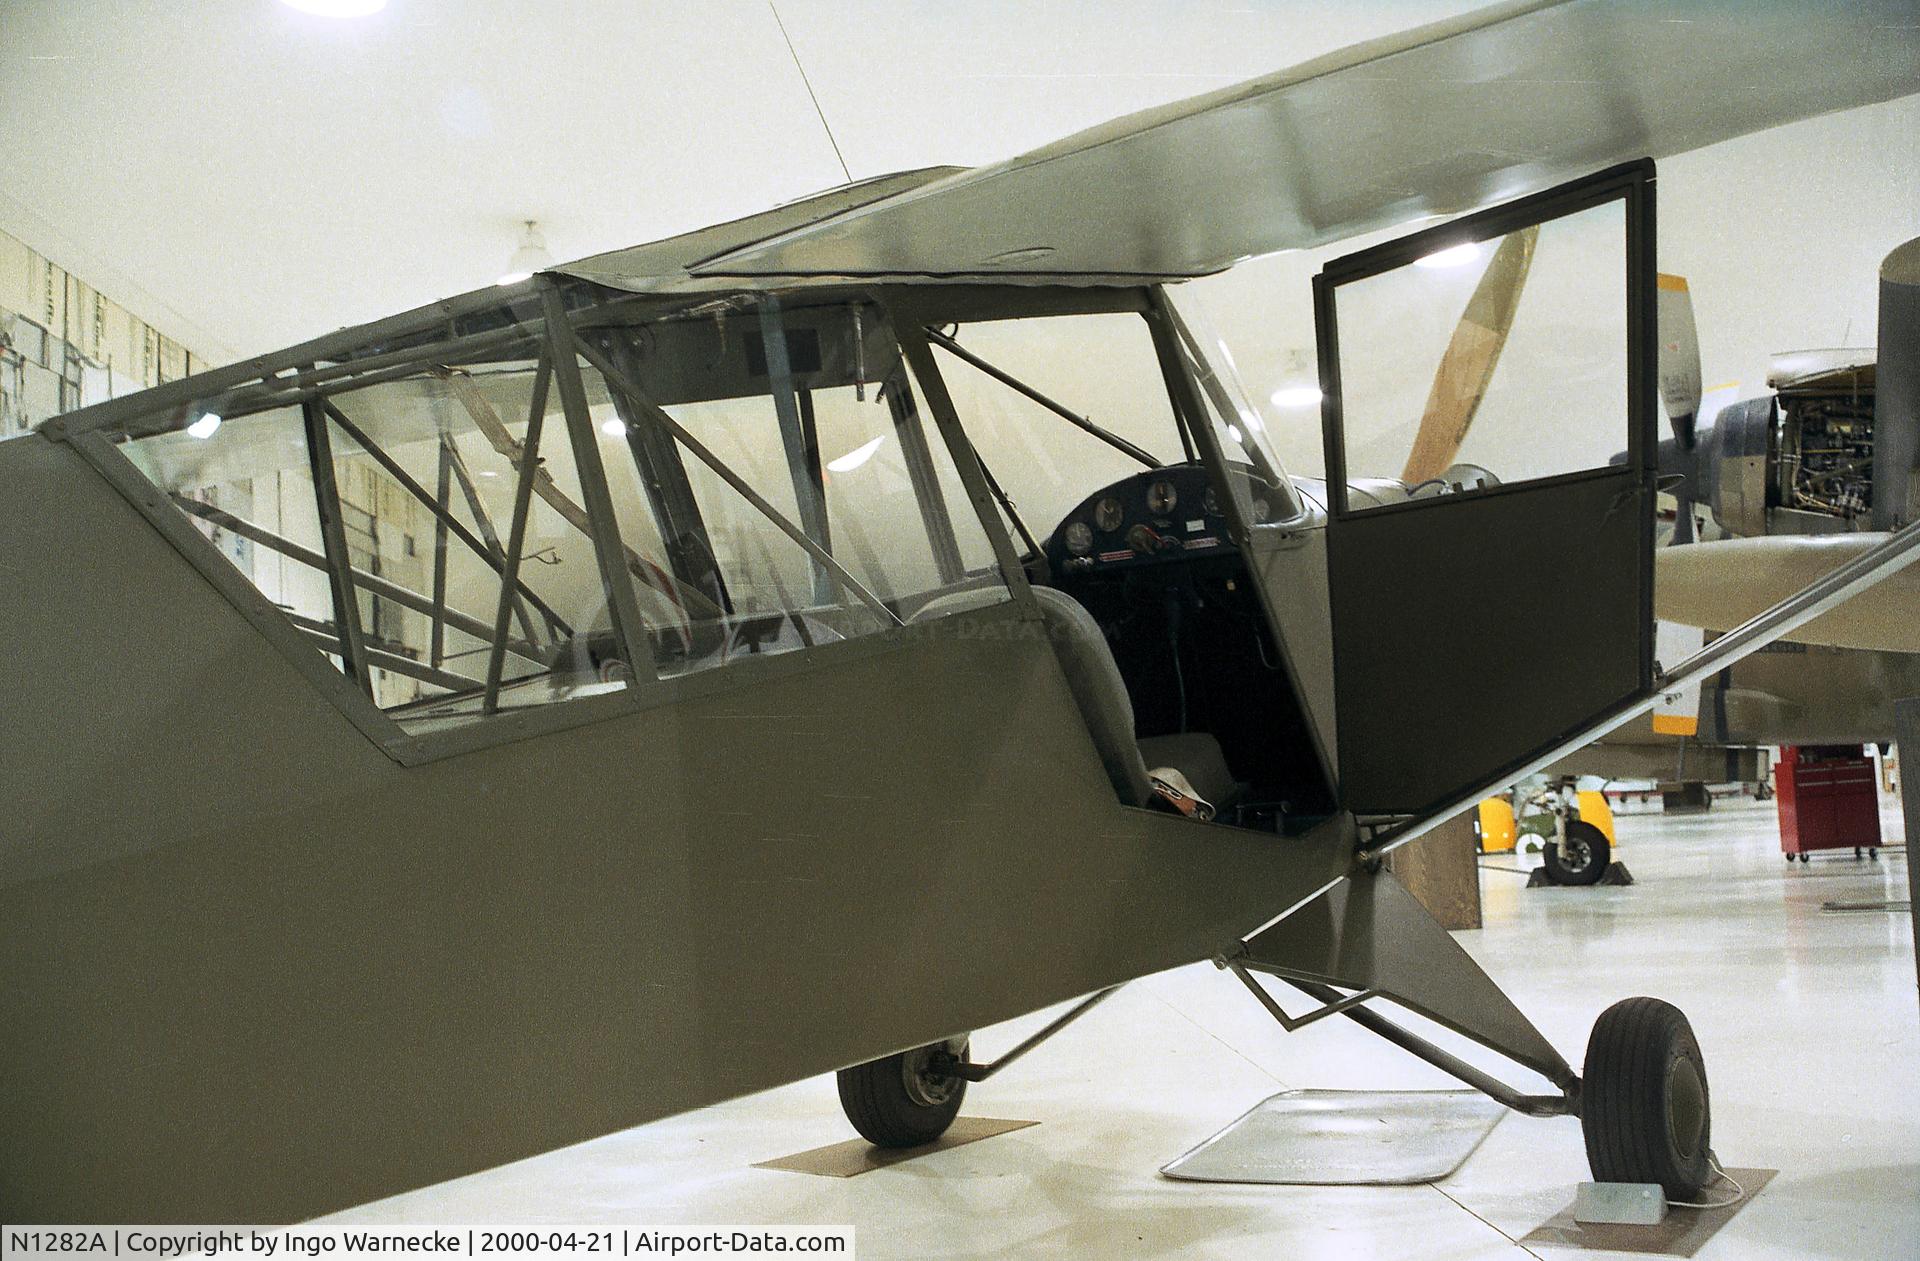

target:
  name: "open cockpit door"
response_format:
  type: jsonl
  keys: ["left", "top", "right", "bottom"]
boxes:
{"left": 1315, "top": 162, "right": 1658, "bottom": 818}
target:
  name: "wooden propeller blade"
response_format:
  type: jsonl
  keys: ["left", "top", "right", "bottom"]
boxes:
{"left": 1399, "top": 224, "right": 1538, "bottom": 485}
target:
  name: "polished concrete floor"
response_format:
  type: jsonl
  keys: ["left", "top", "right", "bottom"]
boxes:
{"left": 329, "top": 798, "right": 1917, "bottom": 1259}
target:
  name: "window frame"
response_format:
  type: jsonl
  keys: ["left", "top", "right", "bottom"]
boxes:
{"left": 1315, "top": 160, "right": 1655, "bottom": 520}
{"left": 885, "top": 283, "right": 1272, "bottom": 589}
{"left": 62, "top": 279, "right": 1070, "bottom": 766}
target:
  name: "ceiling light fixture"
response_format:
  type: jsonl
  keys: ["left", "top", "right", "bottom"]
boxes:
{"left": 498, "top": 220, "right": 552, "bottom": 286}
{"left": 186, "top": 412, "right": 223, "bottom": 440}
{"left": 1414, "top": 241, "right": 1482, "bottom": 269}
{"left": 1269, "top": 384, "right": 1322, "bottom": 409}
{"left": 601, "top": 419, "right": 628, "bottom": 438}
{"left": 280, "top": 0, "right": 388, "bottom": 16}
{"left": 826, "top": 435, "right": 886, "bottom": 472}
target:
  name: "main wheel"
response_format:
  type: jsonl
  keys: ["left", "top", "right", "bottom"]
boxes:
{"left": 1581, "top": 998, "right": 1714, "bottom": 1198}
{"left": 1543, "top": 819, "right": 1610, "bottom": 885}
{"left": 836, "top": 1037, "right": 969, "bottom": 1148}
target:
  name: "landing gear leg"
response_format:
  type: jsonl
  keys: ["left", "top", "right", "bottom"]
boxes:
{"left": 1544, "top": 819, "right": 1610, "bottom": 885}
{"left": 1538, "top": 781, "right": 1609, "bottom": 885}
{"left": 1229, "top": 865, "right": 1717, "bottom": 1196}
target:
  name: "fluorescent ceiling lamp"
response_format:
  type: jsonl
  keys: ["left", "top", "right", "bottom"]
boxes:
{"left": 1269, "top": 384, "right": 1322, "bottom": 408}
{"left": 826, "top": 435, "right": 885, "bottom": 472}
{"left": 1414, "top": 242, "right": 1482, "bottom": 269}
{"left": 498, "top": 220, "right": 552, "bottom": 286}
{"left": 280, "top": 0, "right": 387, "bottom": 15}
{"left": 1226, "top": 424, "right": 1244, "bottom": 444}
{"left": 185, "top": 412, "right": 223, "bottom": 440}
{"left": 601, "top": 419, "right": 628, "bottom": 437}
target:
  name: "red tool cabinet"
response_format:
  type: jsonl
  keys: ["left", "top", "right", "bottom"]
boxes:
{"left": 1775, "top": 744, "right": 1881, "bottom": 862}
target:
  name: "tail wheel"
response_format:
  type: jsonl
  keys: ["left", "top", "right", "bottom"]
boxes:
{"left": 1581, "top": 998, "right": 1714, "bottom": 1198}
{"left": 836, "top": 1038, "right": 969, "bottom": 1148}
{"left": 1543, "top": 819, "right": 1610, "bottom": 885}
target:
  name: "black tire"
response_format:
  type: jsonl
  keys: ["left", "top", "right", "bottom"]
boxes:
{"left": 1543, "top": 820, "right": 1610, "bottom": 885}
{"left": 836, "top": 1038, "right": 969, "bottom": 1148}
{"left": 1581, "top": 998, "right": 1714, "bottom": 1198}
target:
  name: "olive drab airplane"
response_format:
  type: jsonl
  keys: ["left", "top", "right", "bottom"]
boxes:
{"left": 6, "top": 0, "right": 1920, "bottom": 1224}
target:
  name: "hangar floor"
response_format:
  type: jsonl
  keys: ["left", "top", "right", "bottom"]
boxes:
{"left": 327, "top": 799, "right": 1917, "bottom": 1260}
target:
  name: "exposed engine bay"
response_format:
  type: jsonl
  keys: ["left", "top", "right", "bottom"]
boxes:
{"left": 1775, "top": 357, "right": 1875, "bottom": 522}
{"left": 1696, "top": 352, "right": 1878, "bottom": 535}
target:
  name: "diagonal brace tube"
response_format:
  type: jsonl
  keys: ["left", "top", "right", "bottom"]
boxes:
{"left": 169, "top": 494, "right": 546, "bottom": 666}
{"left": 926, "top": 329, "right": 1161, "bottom": 469}
{"left": 1224, "top": 960, "right": 1378, "bottom": 1033}
{"left": 1284, "top": 979, "right": 1575, "bottom": 1118}
{"left": 948, "top": 985, "right": 1122, "bottom": 1083}
{"left": 324, "top": 400, "right": 571, "bottom": 638}
{"left": 485, "top": 355, "right": 554, "bottom": 713}
{"left": 571, "top": 338, "right": 901, "bottom": 626}
{"left": 439, "top": 431, "right": 540, "bottom": 645}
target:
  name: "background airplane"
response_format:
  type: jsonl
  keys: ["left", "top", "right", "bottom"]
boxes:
{"left": 1539, "top": 248, "right": 1920, "bottom": 837}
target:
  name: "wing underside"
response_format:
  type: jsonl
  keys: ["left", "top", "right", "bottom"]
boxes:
{"left": 552, "top": 0, "right": 1920, "bottom": 291}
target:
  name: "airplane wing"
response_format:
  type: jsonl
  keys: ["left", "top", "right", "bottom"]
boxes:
{"left": 602, "top": 0, "right": 1920, "bottom": 287}
{"left": 1657, "top": 534, "right": 1920, "bottom": 654}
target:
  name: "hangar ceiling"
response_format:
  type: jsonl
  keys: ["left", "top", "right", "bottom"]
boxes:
{"left": 0, "top": 0, "right": 1493, "bottom": 359}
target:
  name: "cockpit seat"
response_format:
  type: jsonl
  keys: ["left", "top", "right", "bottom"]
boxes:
{"left": 909, "top": 584, "right": 1242, "bottom": 819}
{"left": 1137, "top": 733, "right": 1248, "bottom": 818}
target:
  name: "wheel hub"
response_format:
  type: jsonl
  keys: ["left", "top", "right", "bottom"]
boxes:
{"left": 1666, "top": 1055, "right": 1707, "bottom": 1158}
{"left": 900, "top": 1038, "right": 967, "bottom": 1108}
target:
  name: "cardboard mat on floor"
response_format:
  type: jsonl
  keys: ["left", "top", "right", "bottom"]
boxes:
{"left": 754, "top": 1118, "right": 1038, "bottom": 1177}
{"left": 1520, "top": 1169, "right": 1777, "bottom": 1257}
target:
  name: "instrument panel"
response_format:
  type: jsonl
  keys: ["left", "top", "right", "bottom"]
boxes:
{"left": 1043, "top": 464, "right": 1274, "bottom": 575}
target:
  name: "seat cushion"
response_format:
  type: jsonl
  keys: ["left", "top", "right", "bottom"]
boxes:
{"left": 1137, "top": 732, "right": 1246, "bottom": 814}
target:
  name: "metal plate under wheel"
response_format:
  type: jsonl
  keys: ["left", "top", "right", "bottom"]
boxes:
{"left": 1160, "top": 1089, "right": 1507, "bottom": 1184}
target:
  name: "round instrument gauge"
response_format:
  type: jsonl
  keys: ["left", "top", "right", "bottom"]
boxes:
{"left": 1094, "top": 497, "right": 1125, "bottom": 532}
{"left": 1202, "top": 486, "right": 1220, "bottom": 515}
{"left": 1146, "top": 480, "right": 1179, "bottom": 515}
{"left": 1063, "top": 521, "right": 1094, "bottom": 556}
